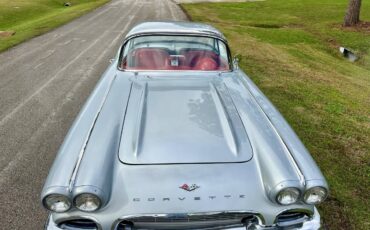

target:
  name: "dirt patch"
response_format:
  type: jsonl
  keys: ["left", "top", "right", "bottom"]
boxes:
{"left": 248, "top": 23, "right": 303, "bottom": 29}
{"left": 326, "top": 38, "right": 339, "bottom": 48}
{"left": 250, "top": 23, "right": 282, "bottom": 29}
{"left": 0, "top": 31, "right": 16, "bottom": 38}
{"left": 341, "top": 21, "right": 370, "bottom": 32}
{"left": 320, "top": 197, "right": 353, "bottom": 230}
{"left": 175, "top": 0, "right": 265, "bottom": 3}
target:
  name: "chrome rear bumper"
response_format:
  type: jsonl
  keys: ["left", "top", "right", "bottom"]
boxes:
{"left": 46, "top": 208, "right": 321, "bottom": 230}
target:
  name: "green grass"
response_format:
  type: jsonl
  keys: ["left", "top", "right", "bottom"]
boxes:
{"left": 0, "top": 0, "right": 110, "bottom": 52}
{"left": 182, "top": 0, "right": 370, "bottom": 229}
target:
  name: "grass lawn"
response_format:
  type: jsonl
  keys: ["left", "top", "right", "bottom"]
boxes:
{"left": 182, "top": 0, "right": 369, "bottom": 229}
{"left": 0, "top": 0, "right": 110, "bottom": 52}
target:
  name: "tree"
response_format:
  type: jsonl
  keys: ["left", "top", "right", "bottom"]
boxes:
{"left": 344, "top": 0, "right": 362, "bottom": 26}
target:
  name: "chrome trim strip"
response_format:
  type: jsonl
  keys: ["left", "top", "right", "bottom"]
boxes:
{"left": 274, "top": 208, "right": 314, "bottom": 224}
{"left": 46, "top": 214, "right": 102, "bottom": 230}
{"left": 45, "top": 209, "right": 321, "bottom": 230}
{"left": 113, "top": 211, "right": 265, "bottom": 230}
{"left": 117, "top": 33, "right": 233, "bottom": 72}
{"left": 124, "top": 32, "right": 228, "bottom": 44}
{"left": 68, "top": 74, "right": 118, "bottom": 192}
{"left": 240, "top": 76, "right": 306, "bottom": 187}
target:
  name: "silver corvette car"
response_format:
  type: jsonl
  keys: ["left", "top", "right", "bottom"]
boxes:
{"left": 42, "top": 22, "right": 328, "bottom": 230}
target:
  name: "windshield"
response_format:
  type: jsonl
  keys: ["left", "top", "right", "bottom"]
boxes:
{"left": 119, "top": 35, "right": 231, "bottom": 71}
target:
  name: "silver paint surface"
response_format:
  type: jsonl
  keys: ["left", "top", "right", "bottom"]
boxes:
{"left": 125, "top": 21, "right": 226, "bottom": 41}
{"left": 119, "top": 78, "right": 252, "bottom": 164}
{"left": 0, "top": 0, "right": 188, "bottom": 228}
{"left": 42, "top": 22, "right": 328, "bottom": 229}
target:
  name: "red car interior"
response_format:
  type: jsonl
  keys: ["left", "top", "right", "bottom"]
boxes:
{"left": 124, "top": 48, "right": 229, "bottom": 71}
{"left": 193, "top": 57, "right": 218, "bottom": 70}
{"left": 126, "top": 48, "right": 170, "bottom": 70}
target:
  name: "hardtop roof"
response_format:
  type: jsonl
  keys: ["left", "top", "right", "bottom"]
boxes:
{"left": 125, "top": 21, "right": 226, "bottom": 41}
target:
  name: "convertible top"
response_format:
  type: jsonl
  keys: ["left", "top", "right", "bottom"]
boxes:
{"left": 125, "top": 21, "right": 226, "bottom": 41}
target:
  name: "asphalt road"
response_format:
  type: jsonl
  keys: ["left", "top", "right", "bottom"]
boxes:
{"left": 0, "top": 0, "right": 186, "bottom": 228}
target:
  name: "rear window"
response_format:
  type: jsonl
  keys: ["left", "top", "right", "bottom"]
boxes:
{"left": 119, "top": 35, "right": 230, "bottom": 71}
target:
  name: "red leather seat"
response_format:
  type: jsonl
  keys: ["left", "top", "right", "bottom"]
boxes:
{"left": 127, "top": 48, "right": 170, "bottom": 70}
{"left": 182, "top": 50, "right": 219, "bottom": 69}
{"left": 193, "top": 57, "right": 218, "bottom": 70}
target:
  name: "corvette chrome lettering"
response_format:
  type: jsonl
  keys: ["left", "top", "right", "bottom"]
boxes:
{"left": 132, "top": 195, "right": 246, "bottom": 202}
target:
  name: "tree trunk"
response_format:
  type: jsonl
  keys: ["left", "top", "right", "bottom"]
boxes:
{"left": 344, "top": 0, "right": 362, "bottom": 26}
